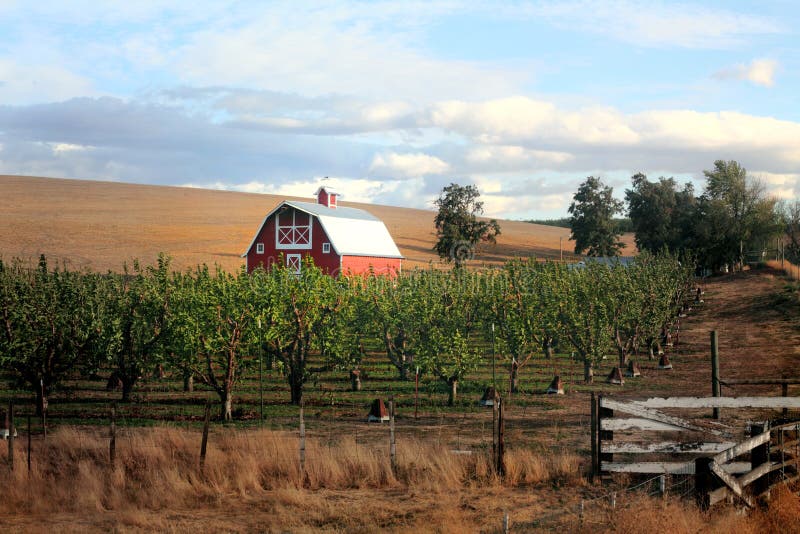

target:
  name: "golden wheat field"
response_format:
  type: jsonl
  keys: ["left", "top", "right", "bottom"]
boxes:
{"left": 0, "top": 174, "right": 636, "bottom": 272}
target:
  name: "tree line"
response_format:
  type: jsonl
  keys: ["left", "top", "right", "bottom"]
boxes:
{"left": 569, "top": 160, "right": 790, "bottom": 270}
{"left": 0, "top": 253, "right": 692, "bottom": 420}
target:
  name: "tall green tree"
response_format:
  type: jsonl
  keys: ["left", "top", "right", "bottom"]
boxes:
{"left": 0, "top": 257, "right": 102, "bottom": 415}
{"left": 568, "top": 176, "right": 625, "bottom": 256}
{"left": 413, "top": 269, "right": 483, "bottom": 405}
{"left": 264, "top": 259, "right": 346, "bottom": 405}
{"left": 695, "top": 160, "right": 781, "bottom": 270}
{"left": 96, "top": 255, "right": 172, "bottom": 402}
{"left": 625, "top": 173, "right": 696, "bottom": 253}
{"left": 170, "top": 265, "right": 266, "bottom": 420}
{"left": 433, "top": 183, "right": 501, "bottom": 267}
{"left": 555, "top": 262, "right": 614, "bottom": 383}
{"left": 782, "top": 201, "right": 800, "bottom": 263}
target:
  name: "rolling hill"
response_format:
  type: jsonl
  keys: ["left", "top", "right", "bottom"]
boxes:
{"left": 0, "top": 175, "right": 636, "bottom": 272}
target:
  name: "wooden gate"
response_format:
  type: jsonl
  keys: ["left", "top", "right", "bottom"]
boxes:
{"left": 591, "top": 394, "right": 800, "bottom": 506}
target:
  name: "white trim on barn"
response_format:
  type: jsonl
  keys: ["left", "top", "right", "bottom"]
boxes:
{"left": 242, "top": 199, "right": 403, "bottom": 260}
{"left": 275, "top": 208, "right": 313, "bottom": 250}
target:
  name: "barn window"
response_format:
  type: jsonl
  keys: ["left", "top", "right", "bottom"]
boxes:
{"left": 322, "top": 242, "right": 331, "bottom": 253}
{"left": 276, "top": 208, "right": 312, "bottom": 249}
{"left": 286, "top": 254, "right": 302, "bottom": 275}
{"left": 256, "top": 243, "right": 264, "bottom": 254}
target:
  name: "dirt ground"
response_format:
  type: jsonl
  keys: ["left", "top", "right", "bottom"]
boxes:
{"left": 2, "top": 268, "right": 799, "bottom": 532}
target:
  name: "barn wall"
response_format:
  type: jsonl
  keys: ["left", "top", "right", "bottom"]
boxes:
{"left": 245, "top": 207, "right": 341, "bottom": 275}
{"left": 341, "top": 255, "right": 401, "bottom": 277}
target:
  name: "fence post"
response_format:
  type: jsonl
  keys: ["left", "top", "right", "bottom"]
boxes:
{"left": 109, "top": 403, "right": 117, "bottom": 467}
{"left": 492, "top": 392, "right": 498, "bottom": 471}
{"left": 40, "top": 379, "right": 47, "bottom": 441}
{"left": 7, "top": 401, "right": 14, "bottom": 472}
{"left": 782, "top": 383, "right": 789, "bottom": 418}
{"left": 751, "top": 423, "right": 770, "bottom": 499}
{"left": 659, "top": 474, "right": 666, "bottom": 497}
{"left": 299, "top": 399, "right": 306, "bottom": 475}
{"left": 598, "top": 395, "right": 613, "bottom": 476}
{"left": 502, "top": 512, "right": 509, "bottom": 534}
{"left": 711, "top": 331, "right": 721, "bottom": 420}
{"left": 497, "top": 396, "right": 506, "bottom": 477}
{"left": 414, "top": 367, "right": 419, "bottom": 420}
{"left": 27, "top": 412, "right": 31, "bottom": 474}
{"left": 200, "top": 400, "right": 211, "bottom": 470}
{"left": 694, "top": 457, "right": 713, "bottom": 510}
{"left": 389, "top": 396, "right": 396, "bottom": 475}
{"left": 590, "top": 392, "right": 597, "bottom": 482}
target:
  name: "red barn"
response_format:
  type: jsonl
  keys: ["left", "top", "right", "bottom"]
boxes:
{"left": 242, "top": 187, "right": 403, "bottom": 276}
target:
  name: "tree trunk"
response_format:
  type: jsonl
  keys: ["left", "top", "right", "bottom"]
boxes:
{"left": 543, "top": 338, "right": 555, "bottom": 359}
{"left": 617, "top": 346, "right": 627, "bottom": 368}
{"left": 583, "top": 359, "right": 594, "bottom": 384}
{"left": 289, "top": 368, "right": 303, "bottom": 405}
{"left": 121, "top": 378, "right": 134, "bottom": 403}
{"left": 34, "top": 385, "right": 48, "bottom": 417}
{"left": 397, "top": 355, "right": 409, "bottom": 381}
{"left": 221, "top": 389, "right": 233, "bottom": 421}
{"left": 183, "top": 370, "right": 194, "bottom": 392}
{"left": 510, "top": 359, "right": 519, "bottom": 393}
{"left": 648, "top": 341, "right": 655, "bottom": 360}
{"left": 447, "top": 377, "right": 458, "bottom": 406}
{"left": 350, "top": 369, "right": 362, "bottom": 391}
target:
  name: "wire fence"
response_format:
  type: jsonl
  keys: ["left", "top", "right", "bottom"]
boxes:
{"left": 513, "top": 472, "right": 697, "bottom": 530}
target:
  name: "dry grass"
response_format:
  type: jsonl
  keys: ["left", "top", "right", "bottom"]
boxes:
{"left": 0, "top": 426, "right": 585, "bottom": 532}
{"left": 1, "top": 426, "right": 796, "bottom": 532}
{"left": 0, "top": 175, "right": 636, "bottom": 272}
{"left": 766, "top": 259, "right": 800, "bottom": 281}
{"left": 0, "top": 426, "right": 582, "bottom": 515}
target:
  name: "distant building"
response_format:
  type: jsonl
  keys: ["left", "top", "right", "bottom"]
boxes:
{"left": 242, "top": 187, "right": 403, "bottom": 276}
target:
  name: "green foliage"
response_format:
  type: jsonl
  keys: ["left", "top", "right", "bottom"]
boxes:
{"left": 169, "top": 265, "right": 265, "bottom": 420}
{"left": 263, "top": 258, "right": 347, "bottom": 405}
{"left": 624, "top": 161, "right": 782, "bottom": 271}
{"left": 0, "top": 256, "right": 103, "bottom": 414}
{"left": 412, "top": 269, "right": 483, "bottom": 405}
{"left": 0, "top": 250, "right": 691, "bottom": 410}
{"left": 433, "top": 183, "right": 501, "bottom": 267}
{"left": 568, "top": 176, "right": 625, "bottom": 256}
{"left": 695, "top": 160, "right": 782, "bottom": 270}
{"left": 625, "top": 173, "right": 696, "bottom": 253}
{"left": 95, "top": 254, "right": 172, "bottom": 402}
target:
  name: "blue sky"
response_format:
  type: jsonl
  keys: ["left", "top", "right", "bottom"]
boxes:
{"left": 0, "top": 1, "right": 798, "bottom": 219}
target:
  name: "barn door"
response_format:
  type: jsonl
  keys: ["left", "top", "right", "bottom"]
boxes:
{"left": 286, "top": 254, "right": 302, "bottom": 275}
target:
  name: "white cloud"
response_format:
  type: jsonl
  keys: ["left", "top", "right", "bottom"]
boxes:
{"left": 429, "top": 97, "right": 640, "bottom": 146}
{"left": 51, "top": 142, "right": 92, "bottom": 153}
{"left": 753, "top": 172, "right": 800, "bottom": 199}
{"left": 713, "top": 58, "right": 779, "bottom": 87}
{"left": 424, "top": 97, "right": 800, "bottom": 172}
{"left": 370, "top": 152, "right": 450, "bottom": 179}
{"left": 174, "top": 4, "right": 527, "bottom": 103}
{"left": 520, "top": 1, "right": 782, "bottom": 49}
{"left": 0, "top": 59, "right": 96, "bottom": 105}
{"left": 465, "top": 145, "right": 573, "bottom": 172}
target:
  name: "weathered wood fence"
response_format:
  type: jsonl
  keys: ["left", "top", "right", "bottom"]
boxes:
{"left": 591, "top": 394, "right": 800, "bottom": 506}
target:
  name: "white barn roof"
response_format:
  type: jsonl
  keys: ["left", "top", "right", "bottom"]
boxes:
{"left": 243, "top": 200, "right": 403, "bottom": 259}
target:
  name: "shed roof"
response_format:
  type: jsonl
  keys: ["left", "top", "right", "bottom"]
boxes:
{"left": 243, "top": 200, "right": 403, "bottom": 259}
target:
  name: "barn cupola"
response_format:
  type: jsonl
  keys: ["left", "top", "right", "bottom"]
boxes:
{"left": 315, "top": 186, "right": 340, "bottom": 209}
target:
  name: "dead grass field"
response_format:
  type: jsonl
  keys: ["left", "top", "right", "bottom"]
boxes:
{"left": 0, "top": 175, "right": 635, "bottom": 272}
